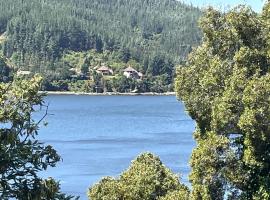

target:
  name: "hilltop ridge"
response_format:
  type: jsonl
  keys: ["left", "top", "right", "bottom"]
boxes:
{"left": 0, "top": 0, "right": 202, "bottom": 92}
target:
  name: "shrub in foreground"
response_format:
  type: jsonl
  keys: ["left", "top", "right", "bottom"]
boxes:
{"left": 0, "top": 76, "right": 77, "bottom": 199}
{"left": 88, "top": 153, "right": 189, "bottom": 200}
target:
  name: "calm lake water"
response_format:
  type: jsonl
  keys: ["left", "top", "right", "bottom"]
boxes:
{"left": 36, "top": 95, "right": 195, "bottom": 199}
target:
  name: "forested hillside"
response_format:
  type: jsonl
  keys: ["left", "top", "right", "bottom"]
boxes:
{"left": 0, "top": 0, "right": 202, "bottom": 92}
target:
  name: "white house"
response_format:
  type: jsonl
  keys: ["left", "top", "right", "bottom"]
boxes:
{"left": 123, "top": 66, "right": 143, "bottom": 79}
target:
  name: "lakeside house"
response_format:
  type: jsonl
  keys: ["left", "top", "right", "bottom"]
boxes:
{"left": 17, "top": 70, "right": 31, "bottom": 76}
{"left": 123, "top": 66, "right": 143, "bottom": 79}
{"left": 69, "top": 67, "right": 88, "bottom": 79}
{"left": 96, "top": 66, "right": 113, "bottom": 76}
{"left": 69, "top": 67, "right": 80, "bottom": 74}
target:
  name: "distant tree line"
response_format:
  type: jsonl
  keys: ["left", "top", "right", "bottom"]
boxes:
{"left": 0, "top": 0, "right": 202, "bottom": 88}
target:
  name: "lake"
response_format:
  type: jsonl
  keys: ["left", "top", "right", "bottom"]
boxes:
{"left": 36, "top": 95, "right": 195, "bottom": 199}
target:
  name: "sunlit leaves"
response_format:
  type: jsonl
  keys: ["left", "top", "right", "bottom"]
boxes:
{"left": 0, "top": 76, "right": 76, "bottom": 199}
{"left": 88, "top": 153, "right": 189, "bottom": 200}
{"left": 176, "top": 2, "right": 270, "bottom": 199}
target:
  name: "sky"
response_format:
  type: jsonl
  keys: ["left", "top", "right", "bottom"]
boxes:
{"left": 183, "top": 0, "right": 265, "bottom": 12}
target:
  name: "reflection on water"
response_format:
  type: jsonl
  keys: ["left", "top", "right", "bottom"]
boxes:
{"left": 36, "top": 95, "right": 195, "bottom": 199}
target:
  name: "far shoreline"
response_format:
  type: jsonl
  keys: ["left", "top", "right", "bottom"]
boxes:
{"left": 39, "top": 91, "right": 176, "bottom": 96}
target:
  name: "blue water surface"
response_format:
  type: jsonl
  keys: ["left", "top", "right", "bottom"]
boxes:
{"left": 36, "top": 95, "right": 195, "bottom": 199}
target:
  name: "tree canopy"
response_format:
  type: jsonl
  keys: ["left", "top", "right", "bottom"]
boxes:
{"left": 175, "top": 3, "right": 270, "bottom": 199}
{"left": 0, "top": 0, "right": 201, "bottom": 79}
{"left": 88, "top": 153, "right": 189, "bottom": 200}
{"left": 3, "top": 1, "right": 270, "bottom": 199}
{"left": 0, "top": 76, "right": 77, "bottom": 199}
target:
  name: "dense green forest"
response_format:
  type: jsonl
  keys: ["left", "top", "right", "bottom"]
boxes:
{"left": 0, "top": 0, "right": 202, "bottom": 92}
{"left": 1, "top": 1, "right": 270, "bottom": 200}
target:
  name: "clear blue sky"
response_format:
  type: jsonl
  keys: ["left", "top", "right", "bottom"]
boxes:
{"left": 183, "top": 0, "right": 265, "bottom": 12}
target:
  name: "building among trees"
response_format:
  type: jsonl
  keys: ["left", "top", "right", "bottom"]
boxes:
{"left": 96, "top": 66, "right": 113, "bottom": 76}
{"left": 123, "top": 66, "right": 143, "bottom": 79}
{"left": 16, "top": 70, "right": 31, "bottom": 76}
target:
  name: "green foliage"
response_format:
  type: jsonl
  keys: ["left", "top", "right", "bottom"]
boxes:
{"left": 0, "top": 56, "right": 11, "bottom": 82}
{"left": 111, "top": 75, "right": 136, "bottom": 93}
{"left": 68, "top": 80, "right": 93, "bottom": 93}
{"left": 159, "top": 190, "right": 189, "bottom": 200}
{"left": 0, "top": 0, "right": 201, "bottom": 59}
{"left": 88, "top": 153, "right": 189, "bottom": 200}
{"left": 0, "top": 76, "right": 77, "bottom": 199}
{"left": 40, "top": 49, "right": 175, "bottom": 93}
{"left": 0, "top": 0, "right": 201, "bottom": 85}
{"left": 175, "top": 3, "right": 270, "bottom": 199}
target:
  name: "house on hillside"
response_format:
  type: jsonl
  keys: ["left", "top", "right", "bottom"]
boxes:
{"left": 69, "top": 67, "right": 87, "bottom": 79}
{"left": 17, "top": 70, "right": 31, "bottom": 76}
{"left": 123, "top": 66, "right": 143, "bottom": 79}
{"left": 96, "top": 66, "right": 113, "bottom": 76}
